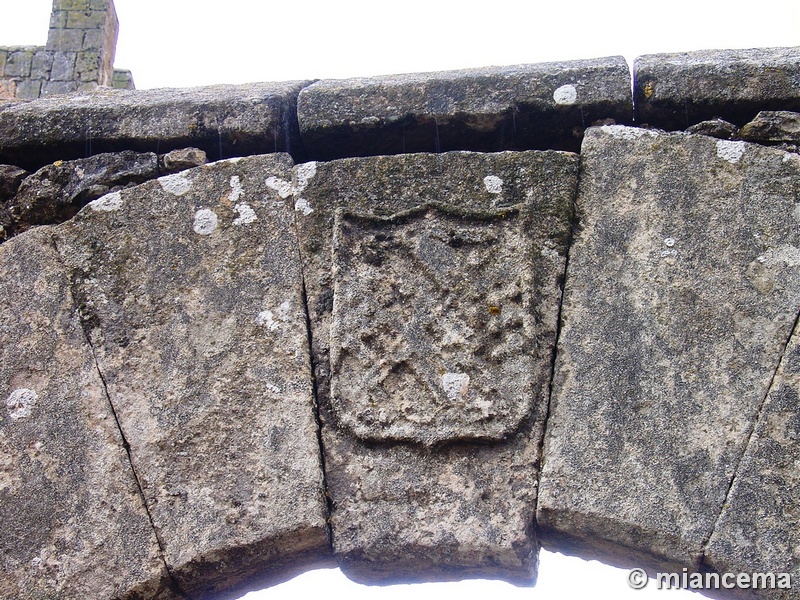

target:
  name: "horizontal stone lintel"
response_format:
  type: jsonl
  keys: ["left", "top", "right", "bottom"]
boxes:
{"left": 299, "top": 56, "right": 634, "bottom": 159}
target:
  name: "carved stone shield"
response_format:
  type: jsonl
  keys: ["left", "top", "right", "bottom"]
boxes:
{"left": 330, "top": 203, "right": 537, "bottom": 445}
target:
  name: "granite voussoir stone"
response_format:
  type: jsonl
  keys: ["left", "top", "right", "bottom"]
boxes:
{"left": 0, "top": 229, "right": 182, "bottom": 600}
{"left": 298, "top": 57, "right": 632, "bottom": 160}
{"left": 53, "top": 154, "right": 332, "bottom": 597}
{"left": 293, "top": 151, "right": 577, "bottom": 583}
{"left": 634, "top": 46, "right": 800, "bottom": 130}
{"left": 538, "top": 126, "right": 800, "bottom": 575}
{"left": 704, "top": 322, "right": 800, "bottom": 599}
{"left": 0, "top": 82, "right": 311, "bottom": 171}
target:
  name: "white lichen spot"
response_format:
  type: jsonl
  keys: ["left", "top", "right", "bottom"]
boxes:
{"left": 442, "top": 372, "right": 470, "bottom": 401}
{"left": 295, "top": 197, "right": 314, "bottom": 216}
{"left": 193, "top": 209, "right": 218, "bottom": 235}
{"left": 266, "top": 163, "right": 317, "bottom": 207}
{"left": 553, "top": 84, "right": 577, "bottom": 105}
{"left": 89, "top": 191, "right": 123, "bottom": 212}
{"left": 256, "top": 300, "right": 293, "bottom": 331}
{"left": 716, "top": 140, "right": 746, "bottom": 164}
{"left": 757, "top": 255, "right": 768, "bottom": 264}
{"left": 601, "top": 125, "right": 659, "bottom": 140}
{"left": 483, "top": 175, "right": 503, "bottom": 194}
{"left": 295, "top": 162, "right": 318, "bottom": 193}
{"left": 233, "top": 203, "right": 257, "bottom": 226}
{"left": 229, "top": 175, "right": 244, "bottom": 203}
{"left": 6, "top": 388, "right": 38, "bottom": 420}
{"left": 266, "top": 383, "right": 281, "bottom": 394}
{"left": 475, "top": 398, "right": 493, "bottom": 418}
{"left": 256, "top": 310, "right": 277, "bottom": 330}
{"left": 265, "top": 176, "right": 295, "bottom": 199}
{"left": 158, "top": 173, "right": 192, "bottom": 196}
{"left": 664, "top": 237, "right": 676, "bottom": 247}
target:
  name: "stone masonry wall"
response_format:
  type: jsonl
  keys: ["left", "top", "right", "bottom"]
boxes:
{"left": 0, "top": 12, "right": 799, "bottom": 599}
{"left": 0, "top": 0, "right": 133, "bottom": 101}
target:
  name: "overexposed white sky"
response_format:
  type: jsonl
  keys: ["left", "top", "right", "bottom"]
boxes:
{"left": 2, "top": 2, "right": 798, "bottom": 599}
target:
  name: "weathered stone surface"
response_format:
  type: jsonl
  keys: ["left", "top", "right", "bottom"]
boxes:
{"left": 298, "top": 57, "right": 632, "bottom": 160}
{"left": 0, "top": 81, "right": 311, "bottom": 170}
{"left": 538, "top": 126, "right": 800, "bottom": 574}
{"left": 0, "top": 164, "right": 28, "bottom": 200}
{"left": 0, "top": 229, "right": 181, "bottom": 600}
{"left": 4, "top": 48, "right": 35, "bottom": 78}
{"left": 113, "top": 67, "right": 135, "bottom": 90}
{"left": 160, "top": 147, "right": 207, "bottom": 173}
{"left": 331, "top": 205, "right": 541, "bottom": 445}
{"left": 686, "top": 117, "right": 740, "bottom": 139}
{"left": 703, "top": 322, "right": 800, "bottom": 599}
{"left": 9, "top": 150, "right": 158, "bottom": 234}
{"left": 54, "top": 154, "right": 331, "bottom": 597}
{"left": 740, "top": 110, "right": 800, "bottom": 144}
{"left": 0, "top": 164, "right": 29, "bottom": 238}
{"left": 634, "top": 46, "right": 800, "bottom": 130}
{"left": 294, "top": 151, "right": 577, "bottom": 583}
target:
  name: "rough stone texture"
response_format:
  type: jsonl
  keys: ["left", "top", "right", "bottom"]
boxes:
{"left": 0, "top": 163, "right": 29, "bottom": 239}
{"left": 294, "top": 151, "right": 577, "bottom": 584}
{"left": 113, "top": 68, "right": 135, "bottom": 90}
{"left": 54, "top": 154, "right": 331, "bottom": 598}
{"left": 160, "top": 147, "right": 207, "bottom": 173}
{"left": 298, "top": 57, "right": 632, "bottom": 160}
{"left": 740, "top": 111, "right": 800, "bottom": 144}
{"left": 634, "top": 46, "right": 800, "bottom": 130}
{"left": 686, "top": 118, "right": 740, "bottom": 140}
{"left": 0, "top": 229, "right": 181, "bottom": 600}
{"left": 703, "top": 321, "right": 800, "bottom": 599}
{"left": 8, "top": 150, "right": 158, "bottom": 234}
{"left": 0, "top": 164, "right": 28, "bottom": 200}
{"left": 331, "top": 205, "right": 542, "bottom": 445}
{"left": 538, "top": 126, "right": 800, "bottom": 575}
{"left": 0, "top": 81, "right": 310, "bottom": 170}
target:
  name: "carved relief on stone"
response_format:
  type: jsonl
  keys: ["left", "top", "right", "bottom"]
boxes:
{"left": 330, "top": 203, "right": 536, "bottom": 445}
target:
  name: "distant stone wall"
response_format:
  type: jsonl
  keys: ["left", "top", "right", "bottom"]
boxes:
{"left": 0, "top": 0, "right": 133, "bottom": 100}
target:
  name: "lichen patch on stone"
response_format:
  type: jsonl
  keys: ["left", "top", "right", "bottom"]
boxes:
{"left": 716, "top": 140, "right": 747, "bottom": 163}
{"left": 89, "top": 191, "right": 123, "bottom": 212}
{"left": 256, "top": 300, "right": 293, "bottom": 331}
{"left": 266, "top": 176, "right": 294, "bottom": 199}
{"left": 158, "top": 172, "right": 193, "bottom": 196}
{"left": 553, "top": 84, "right": 577, "bottom": 105}
{"left": 229, "top": 175, "right": 244, "bottom": 203}
{"left": 483, "top": 175, "right": 503, "bottom": 194}
{"left": 295, "top": 198, "right": 314, "bottom": 216}
{"left": 5, "top": 388, "right": 38, "bottom": 421}
{"left": 233, "top": 203, "right": 257, "bottom": 226}
{"left": 193, "top": 209, "right": 218, "bottom": 235}
{"left": 441, "top": 372, "right": 470, "bottom": 401}
{"left": 295, "top": 162, "right": 318, "bottom": 193}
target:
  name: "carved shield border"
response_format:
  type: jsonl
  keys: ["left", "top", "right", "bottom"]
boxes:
{"left": 329, "top": 203, "right": 538, "bottom": 445}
